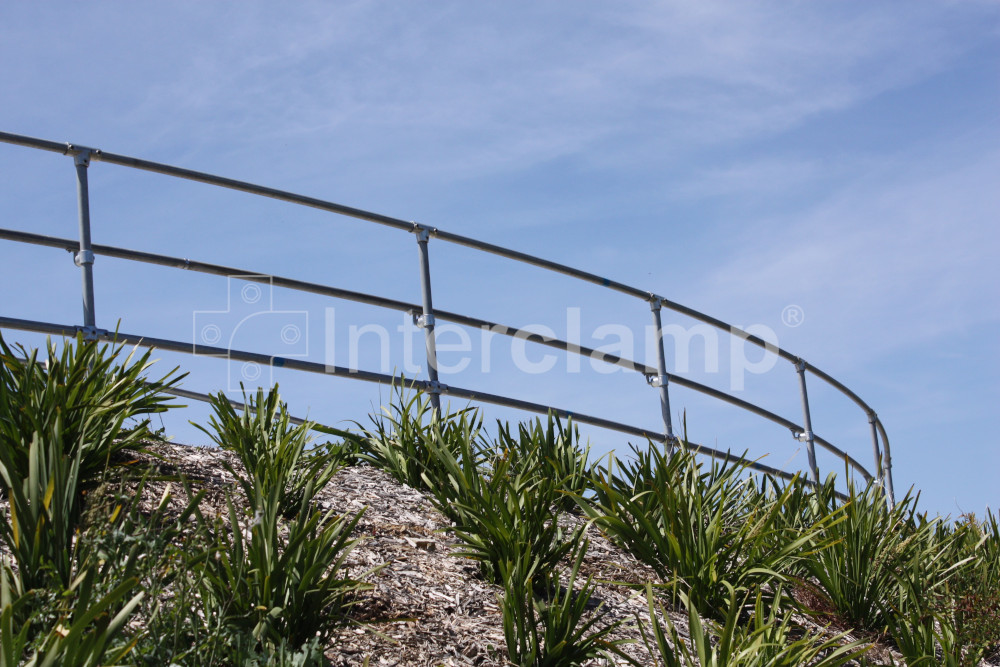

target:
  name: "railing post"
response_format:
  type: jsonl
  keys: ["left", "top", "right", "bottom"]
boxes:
{"left": 867, "top": 411, "right": 883, "bottom": 487}
{"left": 880, "top": 423, "right": 896, "bottom": 509}
{"left": 648, "top": 297, "right": 675, "bottom": 455}
{"left": 794, "top": 359, "right": 820, "bottom": 483}
{"left": 413, "top": 226, "right": 441, "bottom": 413}
{"left": 72, "top": 148, "right": 98, "bottom": 338}
{"left": 868, "top": 412, "right": 895, "bottom": 508}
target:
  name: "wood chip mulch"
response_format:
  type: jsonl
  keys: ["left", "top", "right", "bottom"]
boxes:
{"left": 4, "top": 441, "right": 999, "bottom": 666}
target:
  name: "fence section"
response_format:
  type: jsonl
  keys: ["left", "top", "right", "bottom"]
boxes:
{"left": 0, "top": 130, "right": 894, "bottom": 504}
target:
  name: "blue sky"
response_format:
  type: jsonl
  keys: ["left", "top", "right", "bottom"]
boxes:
{"left": 1, "top": 1, "right": 997, "bottom": 519}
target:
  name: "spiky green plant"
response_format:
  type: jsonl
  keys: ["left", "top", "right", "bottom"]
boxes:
{"left": 357, "top": 386, "right": 488, "bottom": 498}
{"left": 7, "top": 566, "right": 144, "bottom": 667}
{"left": 798, "top": 478, "right": 963, "bottom": 632}
{"left": 0, "top": 332, "right": 182, "bottom": 485}
{"left": 75, "top": 474, "right": 209, "bottom": 667}
{"left": 0, "top": 424, "right": 84, "bottom": 590}
{"left": 581, "top": 443, "right": 831, "bottom": 618}
{"left": 499, "top": 542, "right": 633, "bottom": 666}
{"left": 924, "top": 510, "right": 1000, "bottom": 666}
{"left": 195, "top": 384, "right": 346, "bottom": 517}
{"left": 195, "top": 478, "right": 368, "bottom": 649}
{"left": 497, "top": 415, "right": 594, "bottom": 513}
{"left": 641, "top": 583, "right": 868, "bottom": 666}
{"left": 409, "top": 408, "right": 581, "bottom": 585}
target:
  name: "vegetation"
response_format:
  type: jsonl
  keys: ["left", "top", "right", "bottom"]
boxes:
{"left": 1, "top": 332, "right": 998, "bottom": 665}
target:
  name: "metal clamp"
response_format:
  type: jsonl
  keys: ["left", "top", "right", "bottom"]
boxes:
{"left": 648, "top": 295, "right": 663, "bottom": 311}
{"left": 795, "top": 358, "right": 807, "bottom": 373}
{"left": 792, "top": 429, "right": 814, "bottom": 443}
{"left": 65, "top": 144, "right": 99, "bottom": 166}
{"left": 424, "top": 380, "right": 447, "bottom": 395}
{"left": 412, "top": 224, "right": 432, "bottom": 243}
{"left": 79, "top": 325, "right": 106, "bottom": 341}
{"left": 410, "top": 311, "right": 435, "bottom": 328}
{"left": 74, "top": 249, "right": 95, "bottom": 267}
{"left": 645, "top": 373, "right": 669, "bottom": 388}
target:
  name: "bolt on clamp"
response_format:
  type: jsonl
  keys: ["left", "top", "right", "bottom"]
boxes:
{"left": 74, "top": 250, "right": 95, "bottom": 267}
{"left": 410, "top": 311, "right": 435, "bottom": 328}
{"left": 79, "top": 325, "right": 105, "bottom": 341}
{"left": 65, "top": 144, "right": 99, "bottom": 166}
{"left": 412, "top": 224, "right": 432, "bottom": 242}
{"left": 645, "top": 373, "right": 669, "bottom": 387}
{"left": 792, "top": 429, "right": 814, "bottom": 443}
{"left": 424, "top": 380, "right": 447, "bottom": 395}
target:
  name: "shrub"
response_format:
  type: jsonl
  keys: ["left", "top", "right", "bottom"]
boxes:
{"left": 499, "top": 543, "right": 632, "bottom": 666}
{"left": 195, "top": 480, "right": 368, "bottom": 649}
{"left": 195, "top": 384, "right": 346, "bottom": 517}
{"left": 0, "top": 425, "right": 82, "bottom": 590}
{"left": 497, "top": 415, "right": 594, "bottom": 513}
{"left": 357, "top": 386, "right": 488, "bottom": 499}
{"left": 798, "top": 479, "right": 961, "bottom": 632}
{"left": 0, "top": 332, "right": 182, "bottom": 486}
{"left": 641, "top": 583, "right": 868, "bottom": 666}
{"left": 582, "top": 443, "right": 829, "bottom": 618}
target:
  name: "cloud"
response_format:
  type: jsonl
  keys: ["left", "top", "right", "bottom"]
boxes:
{"left": 694, "top": 139, "right": 1000, "bottom": 367}
{"left": 18, "top": 0, "right": 984, "bottom": 185}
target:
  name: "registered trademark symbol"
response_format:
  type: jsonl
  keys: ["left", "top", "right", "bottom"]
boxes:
{"left": 782, "top": 305, "right": 804, "bottom": 327}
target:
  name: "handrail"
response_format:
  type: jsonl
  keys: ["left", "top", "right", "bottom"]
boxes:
{"left": 0, "top": 227, "right": 875, "bottom": 481}
{"left": 0, "top": 130, "right": 893, "bottom": 503}
{"left": 0, "top": 314, "right": 820, "bottom": 487}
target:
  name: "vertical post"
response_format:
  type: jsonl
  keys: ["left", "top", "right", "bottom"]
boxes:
{"left": 879, "top": 423, "right": 896, "bottom": 509}
{"left": 794, "top": 359, "right": 820, "bottom": 484}
{"left": 649, "top": 298, "right": 675, "bottom": 455}
{"left": 73, "top": 149, "right": 97, "bottom": 336}
{"left": 414, "top": 226, "right": 441, "bottom": 413}
{"left": 868, "top": 411, "right": 883, "bottom": 489}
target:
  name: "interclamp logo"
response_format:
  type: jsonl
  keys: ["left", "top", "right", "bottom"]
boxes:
{"left": 192, "top": 276, "right": 309, "bottom": 390}
{"left": 323, "top": 306, "right": 783, "bottom": 392}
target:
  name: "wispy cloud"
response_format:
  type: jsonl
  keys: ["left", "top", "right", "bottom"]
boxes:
{"left": 26, "top": 0, "right": 985, "bottom": 185}
{"left": 693, "top": 139, "right": 1000, "bottom": 367}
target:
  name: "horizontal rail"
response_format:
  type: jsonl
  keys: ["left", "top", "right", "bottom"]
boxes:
{"left": 163, "top": 385, "right": 846, "bottom": 499}
{"left": 0, "top": 227, "right": 874, "bottom": 480}
{"left": 0, "top": 314, "right": 840, "bottom": 489}
{"left": 0, "top": 130, "right": 890, "bottom": 501}
{"left": 0, "top": 131, "right": 884, "bottom": 420}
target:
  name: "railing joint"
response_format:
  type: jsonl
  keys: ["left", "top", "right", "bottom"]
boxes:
{"left": 65, "top": 144, "right": 100, "bottom": 166}
{"left": 423, "top": 380, "right": 447, "bottom": 395}
{"left": 792, "top": 429, "right": 814, "bottom": 443}
{"left": 74, "top": 249, "right": 95, "bottom": 267}
{"left": 412, "top": 223, "right": 435, "bottom": 242}
{"left": 648, "top": 294, "right": 663, "bottom": 311}
{"left": 795, "top": 358, "right": 807, "bottom": 373}
{"left": 645, "top": 373, "right": 668, "bottom": 388}
{"left": 79, "top": 325, "right": 106, "bottom": 341}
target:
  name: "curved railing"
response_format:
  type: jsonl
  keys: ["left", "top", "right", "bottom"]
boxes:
{"left": 0, "top": 130, "right": 894, "bottom": 504}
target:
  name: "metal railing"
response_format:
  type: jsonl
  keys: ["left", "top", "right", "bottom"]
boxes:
{"left": 0, "top": 130, "right": 894, "bottom": 504}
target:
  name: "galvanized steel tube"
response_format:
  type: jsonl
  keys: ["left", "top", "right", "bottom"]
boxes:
{"left": 73, "top": 151, "right": 97, "bottom": 333}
